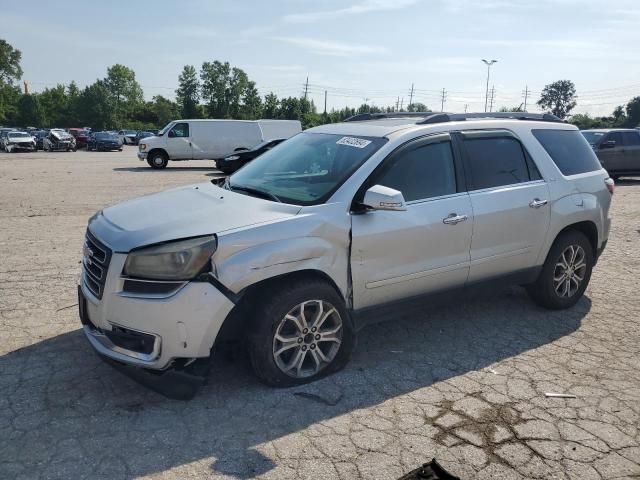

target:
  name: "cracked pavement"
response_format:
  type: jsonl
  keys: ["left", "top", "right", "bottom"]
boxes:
{"left": 1, "top": 150, "right": 639, "bottom": 479}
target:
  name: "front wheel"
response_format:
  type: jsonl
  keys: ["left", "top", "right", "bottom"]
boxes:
{"left": 147, "top": 151, "right": 168, "bottom": 169}
{"left": 247, "top": 278, "right": 355, "bottom": 387}
{"left": 526, "top": 230, "right": 594, "bottom": 310}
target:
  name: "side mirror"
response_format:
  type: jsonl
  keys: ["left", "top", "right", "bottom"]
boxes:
{"left": 362, "top": 185, "right": 406, "bottom": 211}
{"left": 600, "top": 140, "right": 616, "bottom": 149}
{"left": 168, "top": 130, "right": 176, "bottom": 138}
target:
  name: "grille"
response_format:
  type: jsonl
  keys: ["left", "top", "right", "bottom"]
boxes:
{"left": 83, "top": 231, "right": 112, "bottom": 299}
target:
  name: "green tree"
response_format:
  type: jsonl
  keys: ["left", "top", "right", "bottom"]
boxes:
{"left": 625, "top": 97, "right": 640, "bottom": 127}
{"left": 498, "top": 105, "right": 524, "bottom": 112}
{"left": 150, "top": 95, "right": 179, "bottom": 126}
{"left": 262, "top": 92, "right": 279, "bottom": 118}
{"left": 200, "top": 61, "right": 263, "bottom": 119}
{"left": 76, "top": 80, "right": 113, "bottom": 129}
{"left": 38, "top": 84, "right": 70, "bottom": 127}
{"left": 15, "top": 94, "right": 44, "bottom": 127}
{"left": 407, "top": 102, "right": 430, "bottom": 112}
{"left": 176, "top": 65, "right": 200, "bottom": 118}
{"left": 0, "top": 39, "right": 22, "bottom": 85}
{"left": 103, "top": 64, "right": 143, "bottom": 127}
{"left": 0, "top": 83, "right": 20, "bottom": 123}
{"left": 537, "top": 80, "right": 577, "bottom": 119}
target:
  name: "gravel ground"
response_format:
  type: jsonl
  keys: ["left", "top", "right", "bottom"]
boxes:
{"left": 1, "top": 149, "right": 639, "bottom": 480}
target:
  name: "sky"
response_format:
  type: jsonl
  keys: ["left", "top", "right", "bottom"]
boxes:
{"left": 3, "top": 0, "right": 640, "bottom": 116}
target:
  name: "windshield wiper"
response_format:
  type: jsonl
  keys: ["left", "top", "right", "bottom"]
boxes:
{"left": 228, "top": 182, "right": 281, "bottom": 203}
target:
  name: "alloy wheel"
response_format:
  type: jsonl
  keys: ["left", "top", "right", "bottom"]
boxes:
{"left": 272, "top": 300, "right": 343, "bottom": 378}
{"left": 553, "top": 244, "right": 587, "bottom": 298}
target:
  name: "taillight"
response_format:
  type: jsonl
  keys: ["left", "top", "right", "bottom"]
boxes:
{"left": 604, "top": 177, "right": 615, "bottom": 195}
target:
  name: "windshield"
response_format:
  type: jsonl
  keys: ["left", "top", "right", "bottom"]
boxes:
{"left": 158, "top": 122, "right": 174, "bottom": 136}
{"left": 96, "top": 133, "right": 117, "bottom": 140}
{"left": 9, "top": 132, "right": 30, "bottom": 138}
{"left": 229, "top": 132, "right": 387, "bottom": 205}
{"left": 581, "top": 131, "right": 605, "bottom": 145}
{"left": 124, "top": 130, "right": 137, "bottom": 135}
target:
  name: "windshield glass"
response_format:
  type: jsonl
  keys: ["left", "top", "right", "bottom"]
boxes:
{"left": 9, "top": 132, "right": 30, "bottom": 138}
{"left": 158, "top": 122, "right": 174, "bottom": 136}
{"left": 229, "top": 132, "right": 387, "bottom": 205}
{"left": 124, "top": 130, "right": 137, "bottom": 135}
{"left": 96, "top": 133, "right": 117, "bottom": 140}
{"left": 581, "top": 131, "right": 605, "bottom": 145}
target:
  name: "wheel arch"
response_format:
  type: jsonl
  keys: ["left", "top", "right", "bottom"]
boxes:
{"left": 549, "top": 220, "right": 598, "bottom": 260}
{"left": 147, "top": 147, "right": 168, "bottom": 159}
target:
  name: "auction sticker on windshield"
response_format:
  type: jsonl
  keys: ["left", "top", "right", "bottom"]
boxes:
{"left": 336, "top": 137, "right": 372, "bottom": 148}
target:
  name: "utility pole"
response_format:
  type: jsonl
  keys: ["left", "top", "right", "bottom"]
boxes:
{"left": 482, "top": 59, "right": 497, "bottom": 112}
{"left": 408, "top": 83, "right": 414, "bottom": 110}
{"left": 489, "top": 85, "right": 496, "bottom": 112}
{"left": 522, "top": 85, "right": 530, "bottom": 111}
{"left": 303, "top": 76, "right": 309, "bottom": 101}
{"left": 396, "top": 96, "right": 400, "bottom": 112}
{"left": 323, "top": 90, "right": 327, "bottom": 115}
{"left": 464, "top": 104, "right": 468, "bottom": 113}
{"left": 400, "top": 97, "right": 404, "bottom": 111}
{"left": 440, "top": 88, "right": 447, "bottom": 112}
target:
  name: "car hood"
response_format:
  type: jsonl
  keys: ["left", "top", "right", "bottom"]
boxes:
{"left": 89, "top": 182, "right": 302, "bottom": 252}
{"left": 10, "top": 137, "right": 34, "bottom": 143}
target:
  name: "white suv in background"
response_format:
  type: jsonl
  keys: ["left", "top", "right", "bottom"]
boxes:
{"left": 79, "top": 112, "right": 613, "bottom": 399}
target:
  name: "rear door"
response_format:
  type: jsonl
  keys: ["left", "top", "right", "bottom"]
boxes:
{"left": 621, "top": 131, "right": 640, "bottom": 172}
{"left": 599, "top": 131, "right": 625, "bottom": 174}
{"left": 351, "top": 133, "right": 473, "bottom": 309}
{"left": 459, "top": 130, "right": 550, "bottom": 282}
{"left": 166, "top": 122, "right": 193, "bottom": 160}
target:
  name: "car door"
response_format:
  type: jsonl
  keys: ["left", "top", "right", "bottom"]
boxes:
{"left": 598, "top": 132, "right": 625, "bottom": 174}
{"left": 166, "top": 122, "right": 193, "bottom": 160}
{"left": 351, "top": 133, "right": 473, "bottom": 309}
{"left": 621, "top": 131, "right": 640, "bottom": 173}
{"left": 459, "top": 130, "right": 550, "bottom": 283}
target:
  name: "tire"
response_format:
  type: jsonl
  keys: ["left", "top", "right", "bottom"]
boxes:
{"left": 611, "top": 175, "right": 620, "bottom": 181}
{"left": 147, "top": 150, "right": 169, "bottom": 169}
{"left": 526, "top": 230, "right": 594, "bottom": 310}
{"left": 247, "top": 277, "right": 355, "bottom": 387}
{"left": 118, "top": 148, "right": 123, "bottom": 152}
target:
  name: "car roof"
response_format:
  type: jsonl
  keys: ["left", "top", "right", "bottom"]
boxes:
{"left": 582, "top": 128, "right": 638, "bottom": 133}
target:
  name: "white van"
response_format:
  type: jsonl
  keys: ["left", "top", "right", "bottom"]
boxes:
{"left": 137, "top": 119, "right": 302, "bottom": 169}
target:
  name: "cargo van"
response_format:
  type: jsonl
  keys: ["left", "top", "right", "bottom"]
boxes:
{"left": 137, "top": 119, "right": 302, "bottom": 169}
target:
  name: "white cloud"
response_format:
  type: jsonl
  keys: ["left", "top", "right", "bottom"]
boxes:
{"left": 283, "top": 0, "right": 420, "bottom": 23}
{"left": 272, "top": 37, "right": 388, "bottom": 56}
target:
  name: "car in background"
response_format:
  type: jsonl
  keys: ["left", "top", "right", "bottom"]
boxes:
{"left": 33, "top": 130, "right": 48, "bottom": 150}
{"left": 118, "top": 130, "right": 138, "bottom": 145}
{"left": 4, "top": 131, "right": 37, "bottom": 152}
{"left": 68, "top": 128, "right": 90, "bottom": 149}
{"left": 582, "top": 128, "right": 640, "bottom": 180}
{"left": 43, "top": 129, "right": 76, "bottom": 151}
{"left": 216, "top": 138, "right": 286, "bottom": 174}
{"left": 87, "top": 132, "right": 123, "bottom": 151}
{"left": 134, "top": 131, "right": 155, "bottom": 145}
{"left": 0, "top": 127, "right": 17, "bottom": 151}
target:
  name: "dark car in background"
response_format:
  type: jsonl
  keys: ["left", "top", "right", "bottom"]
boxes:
{"left": 134, "top": 131, "right": 155, "bottom": 145}
{"left": 33, "top": 130, "right": 48, "bottom": 150}
{"left": 582, "top": 128, "right": 640, "bottom": 179}
{"left": 68, "top": 128, "right": 90, "bottom": 149}
{"left": 215, "top": 138, "right": 286, "bottom": 174}
{"left": 87, "top": 132, "right": 123, "bottom": 151}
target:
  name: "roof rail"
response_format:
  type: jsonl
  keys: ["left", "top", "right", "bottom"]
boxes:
{"left": 416, "top": 112, "right": 564, "bottom": 124}
{"left": 343, "top": 112, "right": 434, "bottom": 122}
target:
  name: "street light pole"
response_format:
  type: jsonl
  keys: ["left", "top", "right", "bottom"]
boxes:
{"left": 482, "top": 59, "right": 497, "bottom": 112}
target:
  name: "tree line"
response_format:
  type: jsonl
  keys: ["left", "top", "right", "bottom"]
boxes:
{"left": 1, "top": 39, "right": 638, "bottom": 131}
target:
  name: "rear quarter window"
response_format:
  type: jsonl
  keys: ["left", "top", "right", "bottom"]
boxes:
{"left": 532, "top": 129, "right": 602, "bottom": 176}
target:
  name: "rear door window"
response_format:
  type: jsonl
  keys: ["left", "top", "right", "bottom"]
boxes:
{"left": 622, "top": 131, "right": 640, "bottom": 146}
{"left": 532, "top": 129, "right": 602, "bottom": 176}
{"left": 463, "top": 136, "right": 531, "bottom": 190}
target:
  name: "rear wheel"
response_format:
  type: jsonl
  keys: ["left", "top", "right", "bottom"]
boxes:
{"left": 247, "top": 278, "right": 355, "bottom": 387}
{"left": 527, "top": 230, "right": 594, "bottom": 310}
{"left": 147, "top": 151, "right": 168, "bottom": 169}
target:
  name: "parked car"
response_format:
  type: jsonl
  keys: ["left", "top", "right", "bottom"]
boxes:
{"left": 134, "top": 130, "right": 155, "bottom": 145}
{"left": 87, "top": 132, "right": 123, "bottom": 151}
{"left": 216, "top": 138, "right": 286, "bottom": 174}
{"left": 0, "top": 127, "right": 16, "bottom": 151}
{"left": 137, "top": 119, "right": 301, "bottom": 169}
{"left": 33, "top": 130, "right": 48, "bottom": 150}
{"left": 118, "top": 130, "right": 138, "bottom": 145}
{"left": 4, "top": 131, "right": 36, "bottom": 152}
{"left": 582, "top": 128, "right": 640, "bottom": 180}
{"left": 78, "top": 112, "right": 613, "bottom": 398}
{"left": 68, "top": 128, "right": 90, "bottom": 149}
{"left": 43, "top": 129, "right": 76, "bottom": 151}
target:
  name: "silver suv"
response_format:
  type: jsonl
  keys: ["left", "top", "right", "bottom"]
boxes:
{"left": 78, "top": 112, "right": 613, "bottom": 397}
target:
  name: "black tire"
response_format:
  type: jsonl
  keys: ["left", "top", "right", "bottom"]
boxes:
{"left": 147, "top": 150, "right": 168, "bottom": 169}
{"left": 526, "top": 230, "right": 594, "bottom": 310}
{"left": 247, "top": 277, "right": 355, "bottom": 387}
{"left": 611, "top": 174, "right": 620, "bottom": 181}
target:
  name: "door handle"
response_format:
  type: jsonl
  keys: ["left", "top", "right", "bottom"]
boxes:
{"left": 529, "top": 198, "right": 548, "bottom": 208}
{"left": 443, "top": 213, "right": 468, "bottom": 225}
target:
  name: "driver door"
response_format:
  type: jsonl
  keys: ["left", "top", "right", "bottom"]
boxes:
{"left": 166, "top": 122, "right": 193, "bottom": 160}
{"left": 351, "top": 134, "right": 473, "bottom": 310}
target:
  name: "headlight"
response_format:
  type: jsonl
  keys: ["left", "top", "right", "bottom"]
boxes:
{"left": 139, "top": 143, "right": 147, "bottom": 151}
{"left": 225, "top": 155, "right": 240, "bottom": 161}
{"left": 123, "top": 236, "right": 217, "bottom": 281}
